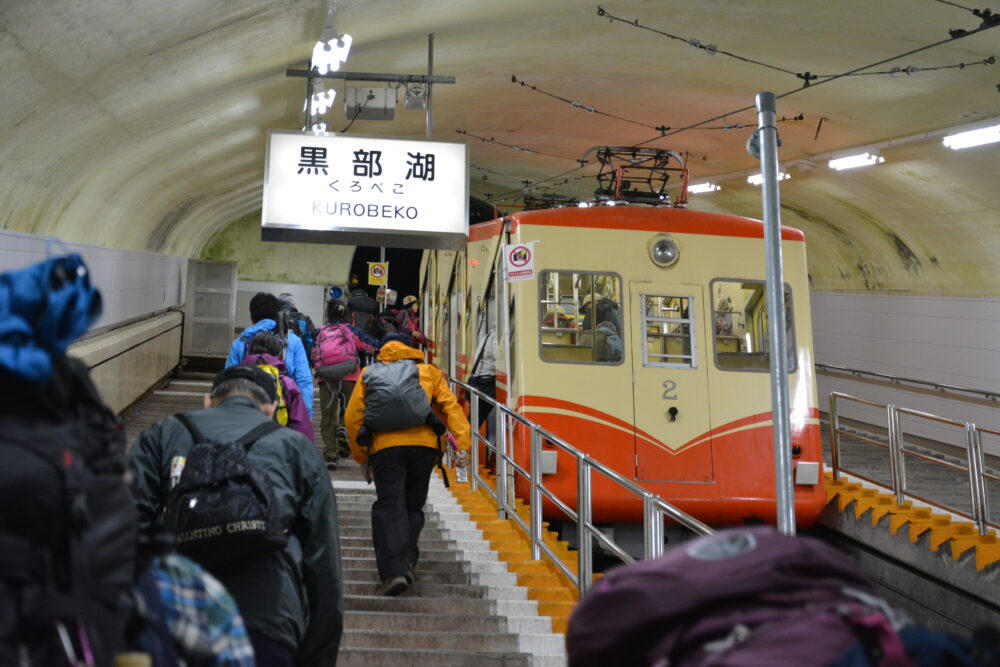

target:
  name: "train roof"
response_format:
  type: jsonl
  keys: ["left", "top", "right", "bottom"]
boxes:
{"left": 468, "top": 206, "right": 806, "bottom": 242}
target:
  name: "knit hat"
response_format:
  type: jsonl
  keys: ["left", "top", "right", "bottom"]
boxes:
{"left": 380, "top": 332, "right": 413, "bottom": 347}
{"left": 212, "top": 365, "right": 278, "bottom": 403}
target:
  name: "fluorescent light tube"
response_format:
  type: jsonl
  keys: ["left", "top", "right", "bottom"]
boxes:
{"left": 747, "top": 172, "right": 789, "bottom": 185}
{"left": 942, "top": 124, "right": 1000, "bottom": 150}
{"left": 688, "top": 183, "right": 721, "bottom": 194}
{"left": 828, "top": 152, "right": 885, "bottom": 170}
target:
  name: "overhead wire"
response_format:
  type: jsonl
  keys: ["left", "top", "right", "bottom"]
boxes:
{"left": 630, "top": 19, "right": 1000, "bottom": 148}
{"left": 457, "top": 129, "right": 588, "bottom": 163}
{"left": 510, "top": 75, "right": 670, "bottom": 132}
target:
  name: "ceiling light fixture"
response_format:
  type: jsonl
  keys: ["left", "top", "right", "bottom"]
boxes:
{"left": 828, "top": 152, "right": 885, "bottom": 170}
{"left": 747, "top": 171, "right": 789, "bottom": 186}
{"left": 687, "top": 182, "right": 721, "bottom": 194}
{"left": 311, "top": 34, "right": 353, "bottom": 75}
{"left": 942, "top": 123, "right": 1000, "bottom": 149}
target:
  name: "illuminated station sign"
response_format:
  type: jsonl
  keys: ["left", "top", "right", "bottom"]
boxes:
{"left": 262, "top": 130, "right": 469, "bottom": 250}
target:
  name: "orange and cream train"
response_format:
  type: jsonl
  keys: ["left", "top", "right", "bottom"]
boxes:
{"left": 419, "top": 204, "right": 825, "bottom": 529}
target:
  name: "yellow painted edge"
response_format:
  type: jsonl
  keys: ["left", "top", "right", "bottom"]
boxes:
{"left": 824, "top": 471, "right": 998, "bottom": 569}
{"left": 437, "top": 468, "right": 579, "bottom": 633}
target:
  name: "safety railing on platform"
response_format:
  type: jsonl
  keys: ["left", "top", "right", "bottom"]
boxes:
{"left": 828, "top": 391, "right": 999, "bottom": 535}
{"left": 816, "top": 363, "right": 1000, "bottom": 403}
{"left": 450, "top": 378, "right": 713, "bottom": 596}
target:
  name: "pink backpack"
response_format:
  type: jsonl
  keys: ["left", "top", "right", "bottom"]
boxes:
{"left": 312, "top": 323, "right": 359, "bottom": 380}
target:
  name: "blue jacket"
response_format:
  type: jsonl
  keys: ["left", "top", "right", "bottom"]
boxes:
{"left": 226, "top": 319, "right": 313, "bottom": 417}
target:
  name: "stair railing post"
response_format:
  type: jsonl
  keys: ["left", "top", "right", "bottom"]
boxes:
{"left": 577, "top": 456, "right": 593, "bottom": 596}
{"left": 829, "top": 393, "right": 841, "bottom": 482}
{"left": 469, "top": 388, "right": 480, "bottom": 492}
{"left": 643, "top": 494, "right": 664, "bottom": 560}
{"left": 495, "top": 407, "right": 508, "bottom": 520}
{"left": 886, "top": 404, "right": 905, "bottom": 504}
{"left": 529, "top": 426, "right": 542, "bottom": 561}
{"left": 965, "top": 422, "right": 990, "bottom": 535}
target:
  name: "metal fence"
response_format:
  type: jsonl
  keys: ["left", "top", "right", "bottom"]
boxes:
{"left": 828, "top": 391, "right": 1000, "bottom": 535}
{"left": 449, "top": 379, "right": 713, "bottom": 596}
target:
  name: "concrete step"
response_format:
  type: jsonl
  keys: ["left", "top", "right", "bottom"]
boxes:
{"left": 344, "top": 594, "right": 541, "bottom": 618}
{"left": 343, "top": 567, "right": 474, "bottom": 586}
{"left": 336, "top": 647, "right": 538, "bottom": 667}
{"left": 341, "top": 628, "right": 539, "bottom": 653}
{"left": 340, "top": 535, "right": 495, "bottom": 552}
{"left": 341, "top": 546, "right": 499, "bottom": 562}
{"left": 342, "top": 557, "right": 512, "bottom": 575}
{"left": 344, "top": 611, "right": 509, "bottom": 633}
{"left": 342, "top": 580, "right": 528, "bottom": 600}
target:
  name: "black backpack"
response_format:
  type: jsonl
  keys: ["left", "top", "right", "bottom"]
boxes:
{"left": 162, "top": 413, "right": 287, "bottom": 570}
{"left": 0, "top": 356, "right": 138, "bottom": 667}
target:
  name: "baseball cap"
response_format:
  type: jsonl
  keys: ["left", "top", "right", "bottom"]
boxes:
{"left": 402, "top": 295, "right": 419, "bottom": 308}
{"left": 212, "top": 365, "right": 278, "bottom": 403}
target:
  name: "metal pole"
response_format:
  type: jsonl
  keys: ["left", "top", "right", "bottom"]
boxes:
{"left": 642, "top": 495, "right": 663, "bottom": 559}
{"left": 426, "top": 33, "right": 434, "bottom": 138}
{"left": 886, "top": 405, "right": 905, "bottom": 504}
{"left": 965, "top": 423, "right": 989, "bottom": 535}
{"left": 530, "top": 427, "right": 542, "bottom": 560}
{"left": 496, "top": 409, "right": 508, "bottom": 520}
{"left": 470, "top": 390, "right": 480, "bottom": 492}
{"left": 754, "top": 91, "right": 795, "bottom": 535}
{"left": 829, "top": 394, "right": 841, "bottom": 482}
{"left": 306, "top": 71, "right": 315, "bottom": 130}
{"left": 577, "top": 458, "right": 593, "bottom": 596}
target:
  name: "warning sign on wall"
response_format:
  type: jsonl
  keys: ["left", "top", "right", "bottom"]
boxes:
{"left": 368, "top": 262, "right": 389, "bottom": 286}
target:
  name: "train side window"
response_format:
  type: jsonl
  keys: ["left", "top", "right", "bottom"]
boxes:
{"left": 642, "top": 294, "right": 697, "bottom": 368}
{"left": 538, "top": 270, "right": 623, "bottom": 365}
{"left": 710, "top": 279, "right": 797, "bottom": 372}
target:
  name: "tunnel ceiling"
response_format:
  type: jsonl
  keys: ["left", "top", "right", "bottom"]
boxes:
{"left": 2, "top": 1, "right": 999, "bottom": 295}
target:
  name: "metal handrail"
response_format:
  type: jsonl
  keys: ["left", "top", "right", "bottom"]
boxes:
{"left": 451, "top": 378, "right": 713, "bottom": 596}
{"left": 828, "top": 391, "right": 999, "bottom": 535}
{"left": 817, "top": 363, "right": 1000, "bottom": 403}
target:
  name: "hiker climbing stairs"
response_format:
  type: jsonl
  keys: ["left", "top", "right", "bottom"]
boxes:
{"left": 332, "top": 472, "right": 567, "bottom": 666}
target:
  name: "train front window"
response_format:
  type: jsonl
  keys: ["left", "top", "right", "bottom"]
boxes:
{"left": 710, "top": 279, "right": 797, "bottom": 372}
{"left": 643, "top": 295, "right": 697, "bottom": 368}
{"left": 538, "top": 270, "right": 623, "bottom": 365}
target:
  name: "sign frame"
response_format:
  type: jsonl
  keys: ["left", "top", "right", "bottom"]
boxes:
{"left": 261, "top": 130, "right": 470, "bottom": 250}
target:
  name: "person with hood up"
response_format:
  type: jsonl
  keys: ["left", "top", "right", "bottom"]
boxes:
{"left": 226, "top": 292, "right": 313, "bottom": 418}
{"left": 343, "top": 332, "right": 471, "bottom": 597}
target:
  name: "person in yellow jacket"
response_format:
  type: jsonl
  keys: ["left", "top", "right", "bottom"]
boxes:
{"left": 344, "top": 332, "right": 471, "bottom": 596}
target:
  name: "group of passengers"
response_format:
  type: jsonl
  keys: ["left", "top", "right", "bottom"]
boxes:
{"left": 0, "top": 255, "right": 469, "bottom": 667}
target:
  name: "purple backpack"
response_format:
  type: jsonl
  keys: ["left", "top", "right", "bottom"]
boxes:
{"left": 567, "top": 526, "right": 911, "bottom": 667}
{"left": 240, "top": 353, "right": 314, "bottom": 442}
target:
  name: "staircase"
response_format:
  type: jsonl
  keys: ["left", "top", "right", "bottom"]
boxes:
{"left": 333, "top": 474, "right": 567, "bottom": 666}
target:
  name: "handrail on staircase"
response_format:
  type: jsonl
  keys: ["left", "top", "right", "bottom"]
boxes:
{"left": 816, "top": 363, "right": 1000, "bottom": 403}
{"left": 450, "top": 378, "right": 713, "bottom": 597}
{"left": 828, "top": 391, "right": 999, "bottom": 536}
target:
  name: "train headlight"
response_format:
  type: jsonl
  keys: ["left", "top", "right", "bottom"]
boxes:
{"left": 649, "top": 236, "right": 679, "bottom": 268}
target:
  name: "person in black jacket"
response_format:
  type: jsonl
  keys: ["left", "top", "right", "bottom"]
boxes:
{"left": 129, "top": 365, "right": 343, "bottom": 667}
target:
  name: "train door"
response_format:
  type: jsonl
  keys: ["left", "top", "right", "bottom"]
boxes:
{"left": 629, "top": 282, "right": 715, "bottom": 482}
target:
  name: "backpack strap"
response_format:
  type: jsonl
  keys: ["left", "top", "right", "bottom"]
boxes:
{"left": 174, "top": 413, "right": 281, "bottom": 450}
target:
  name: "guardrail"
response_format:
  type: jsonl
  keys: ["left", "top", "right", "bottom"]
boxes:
{"left": 449, "top": 378, "right": 713, "bottom": 596}
{"left": 828, "top": 391, "right": 999, "bottom": 535}
{"left": 816, "top": 363, "right": 1000, "bottom": 403}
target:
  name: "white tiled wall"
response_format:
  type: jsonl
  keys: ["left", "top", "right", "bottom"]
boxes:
{"left": 236, "top": 280, "right": 327, "bottom": 329}
{"left": 811, "top": 292, "right": 1000, "bottom": 455}
{"left": 1, "top": 230, "right": 187, "bottom": 330}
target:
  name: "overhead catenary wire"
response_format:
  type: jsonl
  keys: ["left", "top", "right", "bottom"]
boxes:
{"left": 510, "top": 75, "right": 670, "bottom": 133}
{"left": 598, "top": 5, "right": 996, "bottom": 85}
{"left": 630, "top": 18, "right": 1000, "bottom": 148}
{"left": 457, "top": 129, "right": 588, "bottom": 163}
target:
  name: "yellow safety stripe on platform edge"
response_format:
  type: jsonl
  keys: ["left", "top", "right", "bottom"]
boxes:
{"left": 434, "top": 468, "right": 581, "bottom": 633}
{"left": 824, "top": 472, "right": 1000, "bottom": 570}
